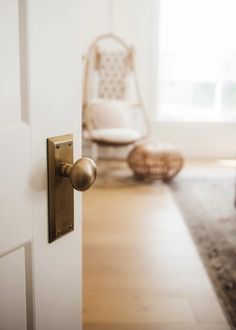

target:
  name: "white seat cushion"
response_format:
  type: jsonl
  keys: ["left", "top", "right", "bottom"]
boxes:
{"left": 88, "top": 99, "right": 132, "bottom": 129}
{"left": 90, "top": 128, "right": 141, "bottom": 144}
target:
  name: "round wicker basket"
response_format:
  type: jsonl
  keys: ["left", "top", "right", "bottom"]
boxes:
{"left": 128, "top": 144, "right": 184, "bottom": 181}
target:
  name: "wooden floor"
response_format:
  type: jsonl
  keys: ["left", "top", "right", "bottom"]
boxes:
{"left": 82, "top": 162, "right": 231, "bottom": 330}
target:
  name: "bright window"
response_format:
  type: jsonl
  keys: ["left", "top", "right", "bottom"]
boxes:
{"left": 158, "top": 0, "right": 236, "bottom": 121}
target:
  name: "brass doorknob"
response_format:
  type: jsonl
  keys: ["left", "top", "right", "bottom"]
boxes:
{"left": 60, "top": 157, "right": 97, "bottom": 191}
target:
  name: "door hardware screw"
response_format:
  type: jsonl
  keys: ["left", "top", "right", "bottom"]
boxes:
{"left": 68, "top": 142, "right": 73, "bottom": 147}
{"left": 56, "top": 144, "right": 60, "bottom": 149}
{"left": 69, "top": 225, "right": 73, "bottom": 230}
{"left": 57, "top": 230, "right": 61, "bottom": 236}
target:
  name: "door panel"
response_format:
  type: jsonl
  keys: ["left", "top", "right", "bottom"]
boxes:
{"left": 0, "top": 0, "right": 21, "bottom": 121}
{"left": 0, "top": 0, "right": 82, "bottom": 329}
{"left": 0, "top": 123, "right": 32, "bottom": 254}
{"left": 0, "top": 248, "right": 27, "bottom": 330}
{"left": 0, "top": 0, "right": 32, "bottom": 328}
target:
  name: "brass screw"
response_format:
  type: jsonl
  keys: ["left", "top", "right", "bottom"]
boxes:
{"left": 56, "top": 144, "right": 60, "bottom": 149}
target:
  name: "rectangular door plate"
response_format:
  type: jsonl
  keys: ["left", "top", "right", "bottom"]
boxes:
{"left": 47, "top": 134, "right": 74, "bottom": 243}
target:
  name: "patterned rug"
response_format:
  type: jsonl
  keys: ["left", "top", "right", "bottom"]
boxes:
{"left": 170, "top": 177, "right": 236, "bottom": 329}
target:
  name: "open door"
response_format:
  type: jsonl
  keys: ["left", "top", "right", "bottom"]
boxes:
{"left": 0, "top": 1, "right": 83, "bottom": 329}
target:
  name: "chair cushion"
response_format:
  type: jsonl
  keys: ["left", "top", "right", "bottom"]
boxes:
{"left": 89, "top": 99, "right": 132, "bottom": 129}
{"left": 90, "top": 128, "right": 141, "bottom": 145}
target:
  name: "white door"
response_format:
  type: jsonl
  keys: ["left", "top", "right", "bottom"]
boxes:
{"left": 0, "top": 1, "right": 82, "bottom": 329}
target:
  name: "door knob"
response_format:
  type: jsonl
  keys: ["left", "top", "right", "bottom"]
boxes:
{"left": 47, "top": 134, "right": 97, "bottom": 243}
{"left": 60, "top": 157, "right": 97, "bottom": 191}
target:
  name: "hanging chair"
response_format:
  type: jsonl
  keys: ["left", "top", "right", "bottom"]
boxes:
{"left": 82, "top": 34, "right": 150, "bottom": 159}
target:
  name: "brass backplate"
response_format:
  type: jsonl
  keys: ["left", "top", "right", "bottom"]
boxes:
{"left": 47, "top": 134, "right": 74, "bottom": 243}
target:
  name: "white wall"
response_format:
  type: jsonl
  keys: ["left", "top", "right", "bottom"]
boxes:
{"left": 151, "top": 122, "right": 236, "bottom": 159}
{"left": 80, "top": 0, "right": 236, "bottom": 159}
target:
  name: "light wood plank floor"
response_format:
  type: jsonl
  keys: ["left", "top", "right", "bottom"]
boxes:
{"left": 82, "top": 161, "right": 231, "bottom": 330}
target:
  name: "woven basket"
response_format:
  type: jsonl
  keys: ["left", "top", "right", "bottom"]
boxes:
{"left": 128, "top": 144, "right": 184, "bottom": 181}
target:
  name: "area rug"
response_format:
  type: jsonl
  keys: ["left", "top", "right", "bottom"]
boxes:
{"left": 171, "top": 177, "right": 236, "bottom": 329}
